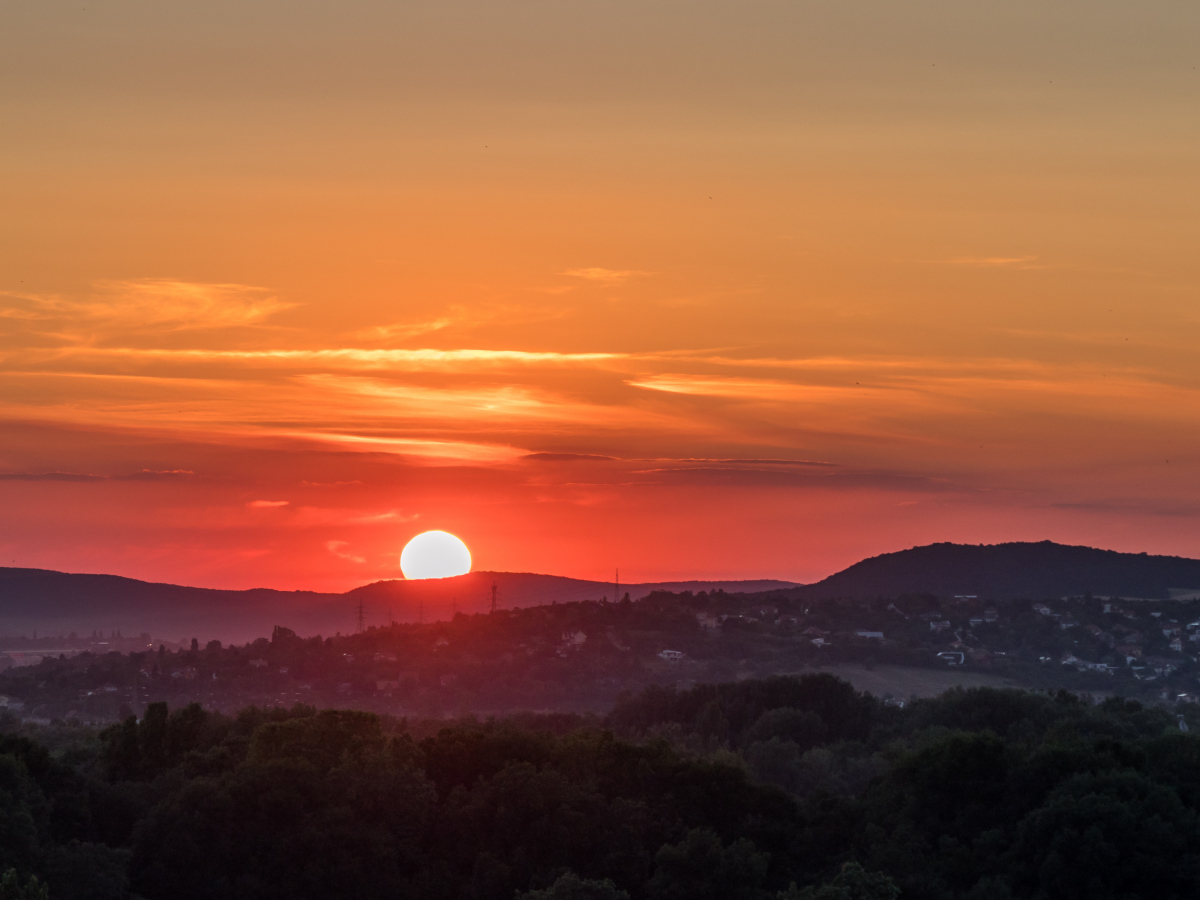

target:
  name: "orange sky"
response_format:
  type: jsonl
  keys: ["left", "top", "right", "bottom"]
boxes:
{"left": 2, "top": 1, "right": 1199, "bottom": 592}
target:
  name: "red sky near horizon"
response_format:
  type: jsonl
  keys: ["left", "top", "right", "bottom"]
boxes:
{"left": 2, "top": 2, "right": 1199, "bottom": 593}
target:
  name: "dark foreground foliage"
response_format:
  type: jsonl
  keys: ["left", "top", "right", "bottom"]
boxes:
{"left": 0, "top": 675, "right": 1196, "bottom": 899}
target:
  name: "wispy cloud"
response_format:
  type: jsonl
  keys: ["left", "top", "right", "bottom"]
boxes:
{"left": 562, "top": 268, "right": 653, "bottom": 283}
{"left": 0, "top": 469, "right": 193, "bottom": 482}
{"left": 346, "top": 509, "right": 419, "bottom": 524}
{"left": 32, "top": 347, "right": 625, "bottom": 370}
{"left": 247, "top": 500, "right": 289, "bottom": 508}
{"left": 941, "top": 256, "right": 1040, "bottom": 268}
{"left": 628, "top": 375, "right": 854, "bottom": 401}
{"left": 349, "top": 317, "right": 454, "bottom": 342}
{"left": 325, "top": 540, "right": 367, "bottom": 564}
{"left": 3, "top": 280, "right": 293, "bottom": 337}
{"left": 280, "top": 432, "right": 526, "bottom": 464}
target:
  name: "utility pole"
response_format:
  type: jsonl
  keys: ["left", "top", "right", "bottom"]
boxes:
{"left": 490, "top": 581, "right": 498, "bottom": 613}
{"left": 356, "top": 599, "right": 366, "bottom": 633}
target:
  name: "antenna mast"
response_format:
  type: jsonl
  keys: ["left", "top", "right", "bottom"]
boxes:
{"left": 356, "top": 599, "right": 366, "bottom": 633}
{"left": 491, "top": 581, "right": 498, "bottom": 613}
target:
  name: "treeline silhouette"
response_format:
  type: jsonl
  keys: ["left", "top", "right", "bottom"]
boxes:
{"left": 0, "top": 676, "right": 1196, "bottom": 899}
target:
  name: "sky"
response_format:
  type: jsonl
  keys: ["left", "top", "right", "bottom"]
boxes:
{"left": 1, "top": 1, "right": 1199, "bottom": 593}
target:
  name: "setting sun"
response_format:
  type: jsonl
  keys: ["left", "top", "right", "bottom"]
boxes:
{"left": 400, "top": 531, "right": 472, "bottom": 580}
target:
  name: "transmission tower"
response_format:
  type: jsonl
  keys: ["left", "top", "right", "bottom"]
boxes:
{"left": 490, "top": 581, "right": 498, "bottom": 613}
{"left": 356, "top": 599, "right": 366, "bottom": 633}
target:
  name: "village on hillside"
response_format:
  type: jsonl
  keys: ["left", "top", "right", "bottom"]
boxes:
{"left": 1, "top": 586, "right": 1198, "bottom": 725}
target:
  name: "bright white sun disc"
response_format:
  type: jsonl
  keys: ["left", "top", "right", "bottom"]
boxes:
{"left": 400, "top": 531, "right": 472, "bottom": 580}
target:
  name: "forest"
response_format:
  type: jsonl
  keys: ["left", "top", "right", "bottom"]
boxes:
{"left": 0, "top": 674, "right": 1197, "bottom": 899}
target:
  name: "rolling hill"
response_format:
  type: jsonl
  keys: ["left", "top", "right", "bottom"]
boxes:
{"left": 796, "top": 540, "right": 1200, "bottom": 601}
{"left": 3, "top": 540, "right": 1198, "bottom": 644}
{"left": 0, "top": 566, "right": 796, "bottom": 644}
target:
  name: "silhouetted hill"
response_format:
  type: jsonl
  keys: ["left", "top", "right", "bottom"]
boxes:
{"left": 797, "top": 540, "right": 1200, "bottom": 601}
{"left": 7, "top": 540, "right": 1195, "bottom": 644}
{"left": 0, "top": 567, "right": 340, "bottom": 643}
{"left": 0, "top": 567, "right": 795, "bottom": 644}
{"left": 346, "top": 572, "right": 797, "bottom": 614}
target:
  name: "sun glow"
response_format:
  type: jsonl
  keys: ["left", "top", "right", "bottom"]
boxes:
{"left": 400, "top": 530, "right": 472, "bottom": 580}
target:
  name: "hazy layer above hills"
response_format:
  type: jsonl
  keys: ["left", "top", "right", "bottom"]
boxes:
{"left": 2, "top": 540, "right": 1198, "bottom": 644}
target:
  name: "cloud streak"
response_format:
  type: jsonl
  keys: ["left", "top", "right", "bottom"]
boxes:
{"left": 3, "top": 280, "right": 293, "bottom": 336}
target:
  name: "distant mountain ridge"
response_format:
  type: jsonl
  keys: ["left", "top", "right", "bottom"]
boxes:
{"left": 0, "top": 567, "right": 796, "bottom": 644}
{"left": 795, "top": 540, "right": 1200, "bottom": 601}
{"left": 2, "top": 541, "right": 1197, "bottom": 644}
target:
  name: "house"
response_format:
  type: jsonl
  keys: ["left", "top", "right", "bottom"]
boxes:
{"left": 810, "top": 638, "right": 828, "bottom": 648}
{"left": 936, "top": 651, "right": 964, "bottom": 666}
{"left": 562, "top": 630, "right": 587, "bottom": 646}
{"left": 969, "top": 617, "right": 984, "bottom": 627}
{"left": 1145, "top": 657, "right": 1178, "bottom": 676}
{"left": 1033, "top": 604, "right": 1053, "bottom": 616}
{"left": 929, "top": 620, "right": 951, "bottom": 633}
{"left": 983, "top": 608, "right": 999, "bottom": 623}
{"left": 1170, "top": 637, "right": 1183, "bottom": 652}
{"left": 249, "top": 659, "right": 268, "bottom": 668}
{"left": 696, "top": 613, "right": 721, "bottom": 631}
{"left": 373, "top": 652, "right": 398, "bottom": 662}
{"left": 854, "top": 631, "right": 884, "bottom": 640}
{"left": 658, "top": 649, "right": 684, "bottom": 661}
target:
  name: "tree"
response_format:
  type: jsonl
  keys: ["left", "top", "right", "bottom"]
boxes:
{"left": 517, "top": 872, "right": 630, "bottom": 900}
{"left": 648, "top": 829, "right": 770, "bottom": 900}
{"left": 0, "top": 870, "right": 48, "bottom": 900}
{"left": 778, "top": 862, "right": 899, "bottom": 900}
